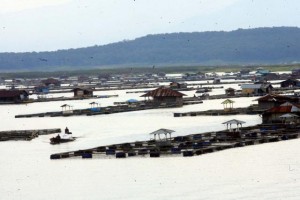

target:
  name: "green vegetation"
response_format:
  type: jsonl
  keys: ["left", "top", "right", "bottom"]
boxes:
{"left": 1, "top": 64, "right": 299, "bottom": 79}
{"left": 0, "top": 27, "right": 300, "bottom": 71}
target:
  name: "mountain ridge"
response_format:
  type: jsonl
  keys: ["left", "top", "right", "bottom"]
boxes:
{"left": 0, "top": 27, "right": 299, "bottom": 71}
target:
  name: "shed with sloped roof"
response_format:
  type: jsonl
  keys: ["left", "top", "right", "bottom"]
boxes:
{"left": 262, "top": 102, "right": 300, "bottom": 124}
{"left": 254, "top": 94, "right": 300, "bottom": 110}
{"left": 141, "top": 87, "right": 186, "bottom": 106}
{"left": 0, "top": 90, "right": 29, "bottom": 103}
{"left": 72, "top": 87, "right": 93, "bottom": 97}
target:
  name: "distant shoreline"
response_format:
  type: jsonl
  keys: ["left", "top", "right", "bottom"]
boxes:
{"left": 0, "top": 63, "right": 298, "bottom": 79}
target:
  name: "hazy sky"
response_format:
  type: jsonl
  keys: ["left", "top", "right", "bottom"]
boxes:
{"left": 0, "top": 0, "right": 299, "bottom": 52}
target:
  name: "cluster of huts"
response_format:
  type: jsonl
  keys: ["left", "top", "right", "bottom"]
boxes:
{"left": 257, "top": 94, "right": 300, "bottom": 124}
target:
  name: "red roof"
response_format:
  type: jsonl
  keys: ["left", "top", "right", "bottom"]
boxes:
{"left": 265, "top": 103, "right": 300, "bottom": 113}
{"left": 0, "top": 90, "right": 28, "bottom": 98}
{"left": 255, "top": 94, "right": 299, "bottom": 102}
{"left": 266, "top": 106, "right": 292, "bottom": 113}
{"left": 141, "top": 87, "right": 186, "bottom": 97}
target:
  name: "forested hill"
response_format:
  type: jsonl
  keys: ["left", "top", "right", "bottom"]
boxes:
{"left": 1, "top": 27, "right": 300, "bottom": 71}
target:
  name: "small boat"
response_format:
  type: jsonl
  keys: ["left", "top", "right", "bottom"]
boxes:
{"left": 50, "top": 132, "right": 75, "bottom": 145}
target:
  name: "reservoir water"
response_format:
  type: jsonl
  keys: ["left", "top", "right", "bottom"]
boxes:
{"left": 1, "top": 84, "right": 299, "bottom": 200}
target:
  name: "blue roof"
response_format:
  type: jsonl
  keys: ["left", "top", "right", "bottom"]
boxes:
{"left": 127, "top": 99, "right": 138, "bottom": 103}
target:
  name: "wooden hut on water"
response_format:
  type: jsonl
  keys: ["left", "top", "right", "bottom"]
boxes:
{"left": 240, "top": 83, "right": 273, "bottom": 95}
{"left": 169, "top": 82, "right": 188, "bottom": 89}
{"left": 0, "top": 90, "right": 29, "bottom": 103}
{"left": 280, "top": 79, "right": 300, "bottom": 88}
{"left": 34, "top": 85, "right": 49, "bottom": 94}
{"left": 225, "top": 87, "right": 235, "bottom": 96}
{"left": 255, "top": 94, "right": 300, "bottom": 110}
{"left": 72, "top": 87, "right": 93, "bottom": 97}
{"left": 41, "top": 78, "right": 61, "bottom": 87}
{"left": 262, "top": 102, "right": 300, "bottom": 124}
{"left": 140, "top": 87, "right": 186, "bottom": 106}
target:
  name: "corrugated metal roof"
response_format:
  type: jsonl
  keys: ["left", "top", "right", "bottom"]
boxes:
{"left": 141, "top": 87, "right": 186, "bottom": 97}
{"left": 0, "top": 90, "right": 28, "bottom": 98}
{"left": 255, "top": 94, "right": 299, "bottom": 102}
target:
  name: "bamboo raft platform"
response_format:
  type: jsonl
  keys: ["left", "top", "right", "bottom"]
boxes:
{"left": 33, "top": 95, "right": 118, "bottom": 103}
{"left": 0, "top": 128, "right": 61, "bottom": 141}
{"left": 174, "top": 107, "right": 262, "bottom": 117}
{"left": 50, "top": 124, "right": 300, "bottom": 160}
{"left": 31, "top": 85, "right": 158, "bottom": 94}
{"left": 15, "top": 100, "right": 203, "bottom": 118}
{"left": 197, "top": 93, "right": 252, "bottom": 100}
{"left": 28, "top": 80, "right": 251, "bottom": 95}
{"left": 125, "top": 86, "right": 224, "bottom": 94}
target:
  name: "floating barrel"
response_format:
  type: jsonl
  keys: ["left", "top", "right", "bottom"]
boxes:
{"left": 171, "top": 148, "right": 181, "bottom": 154}
{"left": 192, "top": 143, "right": 202, "bottom": 149}
{"left": 184, "top": 142, "right": 193, "bottom": 149}
{"left": 289, "top": 134, "right": 298, "bottom": 139}
{"left": 50, "top": 154, "right": 61, "bottom": 159}
{"left": 269, "top": 138, "right": 279, "bottom": 142}
{"left": 82, "top": 153, "right": 92, "bottom": 159}
{"left": 194, "top": 150, "right": 203, "bottom": 155}
{"left": 61, "top": 154, "right": 70, "bottom": 158}
{"left": 96, "top": 146, "right": 106, "bottom": 152}
{"left": 191, "top": 112, "right": 197, "bottom": 116}
{"left": 74, "top": 150, "right": 83, "bottom": 156}
{"left": 174, "top": 136, "right": 189, "bottom": 142}
{"left": 235, "top": 142, "right": 245, "bottom": 147}
{"left": 281, "top": 135, "right": 289, "bottom": 140}
{"left": 147, "top": 140, "right": 156, "bottom": 145}
{"left": 174, "top": 113, "right": 180, "bottom": 117}
{"left": 83, "top": 150, "right": 93, "bottom": 154}
{"left": 106, "top": 149, "right": 116, "bottom": 155}
{"left": 193, "top": 134, "right": 202, "bottom": 140}
{"left": 134, "top": 142, "right": 143, "bottom": 148}
{"left": 108, "top": 145, "right": 117, "bottom": 150}
{"left": 138, "top": 149, "right": 148, "bottom": 155}
{"left": 128, "top": 151, "right": 136, "bottom": 157}
{"left": 159, "top": 145, "right": 173, "bottom": 152}
{"left": 120, "top": 143, "right": 132, "bottom": 151}
{"left": 201, "top": 141, "right": 211, "bottom": 146}
{"left": 183, "top": 151, "right": 194, "bottom": 157}
{"left": 245, "top": 141, "right": 254, "bottom": 145}
{"left": 116, "top": 152, "right": 126, "bottom": 158}
{"left": 203, "top": 148, "right": 214, "bottom": 153}
{"left": 150, "top": 152, "right": 160, "bottom": 157}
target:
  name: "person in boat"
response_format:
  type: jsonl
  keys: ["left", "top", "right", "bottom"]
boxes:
{"left": 56, "top": 134, "right": 61, "bottom": 140}
{"left": 65, "top": 127, "right": 70, "bottom": 134}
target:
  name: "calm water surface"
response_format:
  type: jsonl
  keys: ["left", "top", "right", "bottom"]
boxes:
{"left": 1, "top": 87, "right": 299, "bottom": 200}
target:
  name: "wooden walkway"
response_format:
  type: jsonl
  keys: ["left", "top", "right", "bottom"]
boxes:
{"left": 15, "top": 99, "right": 203, "bottom": 118}
{"left": 33, "top": 95, "right": 118, "bottom": 103}
{"left": 174, "top": 107, "right": 262, "bottom": 117}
